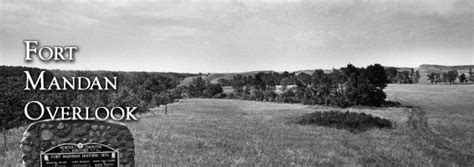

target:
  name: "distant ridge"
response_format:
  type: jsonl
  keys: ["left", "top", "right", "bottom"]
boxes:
{"left": 417, "top": 64, "right": 474, "bottom": 71}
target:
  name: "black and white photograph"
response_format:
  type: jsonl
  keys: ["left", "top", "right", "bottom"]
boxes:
{"left": 0, "top": 0, "right": 473, "bottom": 166}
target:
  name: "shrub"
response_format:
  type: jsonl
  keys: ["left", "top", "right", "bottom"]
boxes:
{"left": 296, "top": 110, "right": 392, "bottom": 133}
{"left": 382, "top": 100, "right": 402, "bottom": 107}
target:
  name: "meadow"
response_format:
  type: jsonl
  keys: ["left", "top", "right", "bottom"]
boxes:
{"left": 385, "top": 84, "right": 473, "bottom": 150}
{"left": 385, "top": 84, "right": 474, "bottom": 164}
{"left": 130, "top": 99, "right": 429, "bottom": 166}
{"left": 1, "top": 84, "right": 473, "bottom": 166}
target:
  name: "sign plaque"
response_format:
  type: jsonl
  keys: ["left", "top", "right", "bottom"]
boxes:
{"left": 40, "top": 143, "right": 119, "bottom": 167}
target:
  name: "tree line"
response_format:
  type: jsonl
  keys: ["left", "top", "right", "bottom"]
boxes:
{"left": 385, "top": 67, "right": 420, "bottom": 84}
{"left": 0, "top": 66, "right": 194, "bottom": 130}
{"left": 427, "top": 69, "right": 472, "bottom": 84}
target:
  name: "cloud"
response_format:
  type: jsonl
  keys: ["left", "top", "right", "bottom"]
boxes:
{"left": 1, "top": 0, "right": 472, "bottom": 72}
{"left": 0, "top": 1, "right": 102, "bottom": 32}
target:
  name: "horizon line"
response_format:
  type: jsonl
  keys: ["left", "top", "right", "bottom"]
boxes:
{"left": 2, "top": 63, "right": 474, "bottom": 74}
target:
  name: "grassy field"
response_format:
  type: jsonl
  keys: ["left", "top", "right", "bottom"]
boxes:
{"left": 1, "top": 84, "right": 473, "bottom": 166}
{"left": 129, "top": 99, "right": 428, "bottom": 166}
{"left": 385, "top": 84, "right": 474, "bottom": 164}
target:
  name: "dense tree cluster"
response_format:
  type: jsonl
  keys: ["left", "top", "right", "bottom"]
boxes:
{"left": 385, "top": 67, "right": 420, "bottom": 84}
{"left": 427, "top": 70, "right": 469, "bottom": 84}
{"left": 216, "top": 78, "right": 232, "bottom": 86}
{"left": 174, "top": 76, "right": 223, "bottom": 99}
{"left": 229, "top": 64, "right": 391, "bottom": 107}
{"left": 0, "top": 66, "right": 193, "bottom": 130}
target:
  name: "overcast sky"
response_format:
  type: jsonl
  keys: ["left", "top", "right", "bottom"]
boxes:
{"left": 0, "top": 0, "right": 472, "bottom": 73}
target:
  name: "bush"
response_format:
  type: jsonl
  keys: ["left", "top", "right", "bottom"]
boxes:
{"left": 296, "top": 110, "right": 392, "bottom": 133}
{"left": 381, "top": 100, "right": 402, "bottom": 107}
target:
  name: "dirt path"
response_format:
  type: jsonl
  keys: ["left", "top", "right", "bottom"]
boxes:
{"left": 405, "top": 105, "right": 473, "bottom": 166}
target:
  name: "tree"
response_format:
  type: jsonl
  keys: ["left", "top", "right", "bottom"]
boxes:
{"left": 152, "top": 92, "right": 171, "bottom": 114}
{"left": 413, "top": 70, "right": 420, "bottom": 83}
{"left": 296, "top": 73, "right": 312, "bottom": 87}
{"left": 365, "top": 64, "right": 389, "bottom": 89}
{"left": 441, "top": 72, "right": 448, "bottom": 84}
{"left": 356, "top": 64, "right": 389, "bottom": 106}
{"left": 188, "top": 77, "right": 206, "bottom": 97}
{"left": 459, "top": 73, "right": 467, "bottom": 83}
{"left": 109, "top": 86, "right": 148, "bottom": 115}
{"left": 182, "top": 76, "right": 223, "bottom": 98}
{"left": 231, "top": 75, "right": 245, "bottom": 96}
{"left": 427, "top": 73, "right": 436, "bottom": 84}
{"left": 280, "top": 78, "right": 291, "bottom": 91}
{"left": 203, "top": 83, "right": 223, "bottom": 98}
{"left": 385, "top": 67, "right": 398, "bottom": 83}
{"left": 253, "top": 73, "right": 267, "bottom": 90}
{"left": 447, "top": 70, "right": 458, "bottom": 84}
{"left": 263, "top": 85, "right": 277, "bottom": 102}
{"left": 217, "top": 78, "right": 231, "bottom": 86}
{"left": 397, "top": 71, "right": 411, "bottom": 84}
{"left": 277, "top": 87, "right": 298, "bottom": 103}
{"left": 469, "top": 68, "right": 474, "bottom": 82}
{"left": 340, "top": 64, "right": 362, "bottom": 106}
{"left": 153, "top": 92, "right": 170, "bottom": 106}
{"left": 310, "top": 70, "right": 332, "bottom": 105}
{"left": 295, "top": 73, "right": 313, "bottom": 103}
{"left": 409, "top": 69, "right": 415, "bottom": 84}
{"left": 0, "top": 83, "right": 27, "bottom": 154}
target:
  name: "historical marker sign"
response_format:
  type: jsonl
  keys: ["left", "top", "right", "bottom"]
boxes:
{"left": 21, "top": 120, "right": 134, "bottom": 166}
{"left": 40, "top": 143, "right": 119, "bottom": 167}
